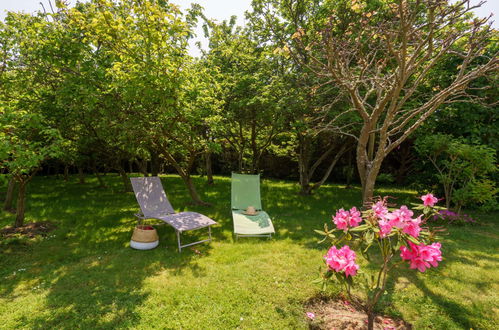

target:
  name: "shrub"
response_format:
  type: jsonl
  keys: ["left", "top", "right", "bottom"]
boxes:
{"left": 315, "top": 194, "right": 443, "bottom": 330}
{"left": 415, "top": 134, "right": 497, "bottom": 210}
{"left": 376, "top": 173, "right": 395, "bottom": 184}
{"left": 431, "top": 209, "right": 477, "bottom": 225}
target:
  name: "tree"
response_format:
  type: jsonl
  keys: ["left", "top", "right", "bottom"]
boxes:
{"left": 0, "top": 108, "right": 64, "bottom": 227}
{"left": 289, "top": 0, "right": 498, "bottom": 202}
{"left": 0, "top": 12, "right": 65, "bottom": 226}
{"left": 203, "top": 18, "right": 289, "bottom": 174}
{"left": 248, "top": 0, "right": 356, "bottom": 194}
{"left": 75, "top": 0, "right": 220, "bottom": 204}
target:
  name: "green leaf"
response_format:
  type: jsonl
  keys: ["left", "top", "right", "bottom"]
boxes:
{"left": 314, "top": 229, "right": 327, "bottom": 236}
{"left": 406, "top": 235, "right": 421, "bottom": 245}
{"left": 349, "top": 224, "right": 370, "bottom": 232}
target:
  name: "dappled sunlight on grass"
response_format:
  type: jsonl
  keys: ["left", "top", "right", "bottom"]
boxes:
{"left": 0, "top": 174, "right": 497, "bottom": 328}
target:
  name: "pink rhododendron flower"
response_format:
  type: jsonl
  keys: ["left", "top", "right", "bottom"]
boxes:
{"left": 386, "top": 206, "right": 409, "bottom": 228}
{"left": 332, "top": 207, "right": 363, "bottom": 230}
{"left": 400, "top": 242, "right": 442, "bottom": 272}
{"left": 344, "top": 262, "right": 360, "bottom": 277}
{"left": 421, "top": 193, "right": 438, "bottom": 207}
{"left": 403, "top": 215, "right": 422, "bottom": 238}
{"left": 383, "top": 205, "right": 422, "bottom": 238}
{"left": 372, "top": 201, "right": 388, "bottom": 219}
{"left": 378, "top": 219, "right": 393, "bottom": 238}
{"left": 399, "top": 205, "right": 414, "bottom": 221}
{"left": 386, "top": 205, "right": 413, "bottom": 228}
{"left": 349, "top": 207, "right": 362, "bottom": 227}
{"left": 333, "top": 209, "right": 350, "bottom": 230}
{"left": 324, "top": 245, "right": 359, "bottom": 277}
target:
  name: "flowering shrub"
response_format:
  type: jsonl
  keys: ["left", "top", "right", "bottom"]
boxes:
{"left": 432, "top": 209, "right": 477, "bottom": 225}
{"left": 315, "top": 194, "right": 444, "bottom": 330}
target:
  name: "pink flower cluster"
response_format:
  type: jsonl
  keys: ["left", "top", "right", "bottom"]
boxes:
{"left": 400, "top": 242, "right": 442, "bottom": 272}
{"left": 372, "top": 202, "right": 424, "bottom": 238}
{"left": 324, "top": 245, "right": 359, "bottom": 277}
{"left": 333, "top": 207, "right": 362, "bottom": 230}
{"left": 421, "top": 193, "right": 438, "bottom": 207}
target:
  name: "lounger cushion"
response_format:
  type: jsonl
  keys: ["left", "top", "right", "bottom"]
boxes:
{"left": 232, "top": 210, "right": 275, "bottom": 235}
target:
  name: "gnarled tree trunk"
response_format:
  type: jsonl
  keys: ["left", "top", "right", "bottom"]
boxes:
{"left": 159, "top": 148, "right": 209, "bottom": 206}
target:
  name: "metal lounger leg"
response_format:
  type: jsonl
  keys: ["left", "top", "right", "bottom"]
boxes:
{"left": 176, "top": 226, "right": 213, "bottom": 253}
{"left": 176, "top": 230, "right": 182, "bottom": 252}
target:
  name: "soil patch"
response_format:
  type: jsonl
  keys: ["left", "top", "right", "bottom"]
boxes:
{"left": 305, "top": 295, "right": 411, "bottom": 330}
{"left": 1, "top": 221, "right": 56, "bottom": 238}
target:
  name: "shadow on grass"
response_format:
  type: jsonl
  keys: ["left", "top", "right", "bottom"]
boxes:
{"left": 0, "top": 174, "right": 459, "bottom": 328}
{"left": 0, "top": 175, "right": 213, "bottom": 328}
{"left": 377, "top": 220, "right": 499, "bottom": 329}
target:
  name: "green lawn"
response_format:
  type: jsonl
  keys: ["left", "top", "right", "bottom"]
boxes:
{"left": 1, "top": 175, "right": 498, "bottom": 329}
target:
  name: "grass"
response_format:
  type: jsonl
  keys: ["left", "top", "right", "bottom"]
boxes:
{"left": 0, "top": 174, "right": 498, "bottom": 329}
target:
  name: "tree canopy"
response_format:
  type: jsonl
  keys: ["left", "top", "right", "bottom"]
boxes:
{"left": 1, "top": 0, "right": 497, "bottom": 226}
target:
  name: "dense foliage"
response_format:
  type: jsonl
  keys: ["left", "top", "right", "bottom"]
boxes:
{"left": 1, "top": 0, "right": 497, "bottom": 226}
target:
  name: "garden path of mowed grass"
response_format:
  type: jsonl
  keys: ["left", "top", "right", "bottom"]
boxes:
{"left": 0, "top": 175, "right": 498, "bottom": 329}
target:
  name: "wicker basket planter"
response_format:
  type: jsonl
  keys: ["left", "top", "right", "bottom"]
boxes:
{"left": 130, "top": 225, "right": 159, "bottom": 250}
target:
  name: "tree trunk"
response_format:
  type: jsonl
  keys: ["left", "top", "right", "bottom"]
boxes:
{"left": 78, "top": 166, "right": 85, "bottom": 184}
{"left": 298, "top": 134, "right": 312, "bottom": 195}
{"left": 63, "top": 164, "right": 69, "bottom": 181}
{"left": 250, "top": 117, "right": 258, "bottom": 174}
{"left": 128, "top": 160, "right": 133, "bottom": 174}
{"left": 158, "top": 148, "right": 209, "bottom": 205}
{"left": 308, "top": 144, "right": 349, "bottom": 194}
{"left": 150, "top": 151, "right": 160, "bottom": 177}
{"left": 357, "top": 122, "right": 385, "bottom": 205}
{"left": 14, "top": 180, "right": 27, "bottom": 228}
{"left": 181, "top": 173, "right": 210, "bottom": 206}
{"left": 237, "top": 151, "right": 244, "bottom": 172}
{"left": 444, "top": 185, "right": 451, "bottom": 209}
{"left": 205, "top": 151, "right": 214, "bottom": 185}
{"left": 135, "top": 159, "right": 149, "bottom": 177}
{"left": 92, "top": 162, "right": 107, "bottom": 188}
{"left": 118, "top": 166, "right": 132, "bottom": 192}
{"left": 3, "top": 178, "right": 16, "bottom": 211}
{"left": 361, "top": 158, "right": 383, "bottom": 205}
{"left": 367, "top": 311, "right": 375, "bottom": 330}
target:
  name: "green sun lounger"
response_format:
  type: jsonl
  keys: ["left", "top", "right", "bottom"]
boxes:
{"left": 231, "top": 173, "right": 275, "bottom": 239}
